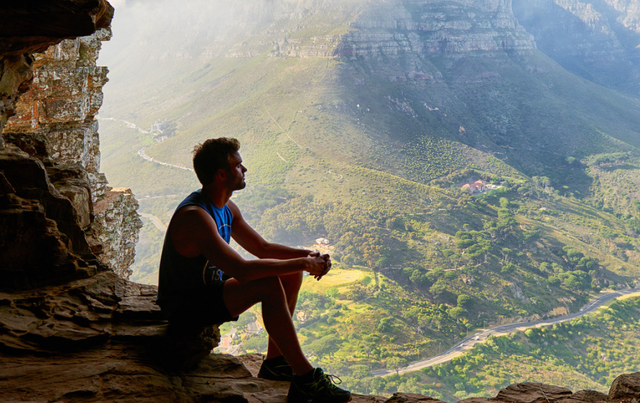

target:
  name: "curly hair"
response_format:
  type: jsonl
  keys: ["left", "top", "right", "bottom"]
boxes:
{"left": 192, "top": 137, "right": 240, "bottom": 185}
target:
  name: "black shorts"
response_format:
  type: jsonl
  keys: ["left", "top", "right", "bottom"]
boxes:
{"left": 163, "top": 279, "right": 239, "bottom": 327}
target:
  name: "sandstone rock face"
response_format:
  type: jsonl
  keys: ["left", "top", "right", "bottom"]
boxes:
{"left": 89, "top": 187, "right": 143, "bottom": 279}
{"left": 116, "top": 0, "right": 534, "bottom": 61}
{"left": 458, "top": 381, "right": 632, "bottom": 403}
{"left": 0, "top": 0, "right": 113, "bottom": 56}
{"left": 0, "top": 145, "right": 100, "bottom": 291}
{"left": 3, "top": 26, "right": 142, "bottom": 280}
{"left": 1, "top": 272, "right": 640, "bottom": 403}
{"left": 0, "top": 271, "right": 221, "bottom": 402}
{"left": 337, "top": 0, "right": 536, "bottom": 59}
{"left": 610, "top": 373, "right": 640, "bottom": 401}
{"left": 6, "top": 28, "right": 112, "bottom": 201}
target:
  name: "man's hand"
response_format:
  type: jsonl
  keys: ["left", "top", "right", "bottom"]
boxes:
{"left": 305, "top": 252, "right": 332, "bottom": 281}
{"left": 313, "top": 254, "right": 331, "bottom": 281}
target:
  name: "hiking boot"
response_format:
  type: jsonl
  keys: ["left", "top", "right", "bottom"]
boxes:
{"left": 258, "top": 355, "right": 294, "bottom": 381}
{"left": 287, "top": 367, "right": 352, "bottom": 403}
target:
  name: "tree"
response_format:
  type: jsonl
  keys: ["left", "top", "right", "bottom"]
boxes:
{"left": 501, "top": 247, "right": 513, "bottom": 264}
{"left": 236, "top": 311, "right": 257, "bottom": 328}
{"left": 457, "top": 294, "right": 472, "bottom": 308}
{"left": 326, "top": 287, "right": 340, "bottom": 299}
{"left": 377, "top": 317, "right": 393, "bottom": 333}
{"left": 466, "top": 241, "right": 490, "bottom": 264}
{"left": 429, "top": 280, "right": 447, "bottom": 298}
{"left": 501, "top": 263, "right": 516, "bottom": 273}
{"left": 346, "top": 283, "right": 369, "bottom": 301}
{"left": 410, "top": 269, "right": 428, "bottom": 287}
{"left": 460, "top": 317, "right": 471, "bottom": 335}
{"left": 448, "top": 307, "right": 466, "bottom": 322}
{"left": 242, "top": 332, "right": 268, "bottom": 353}
{"left": 387, "top": 357, "right": 408, "bottom": 375}
{"left": 362, "top": 275, "right": 372, "bottom": 286}
{"left": 548, "top": 276, "right": 561, "bottom": 285}
{"left": 349, "top": 365, "right": 371, "bottom": 379}
{"left": 539, "top": 262, "right": 551, "bottom": 273}
{"left": 305, "top": 334, "right": 341, "bottom": 358}
{"left": 576, "top": 257, "right": 598, "bottom": 271}
{"left": 497, "top": 208, "right": 516, "bottom": 232}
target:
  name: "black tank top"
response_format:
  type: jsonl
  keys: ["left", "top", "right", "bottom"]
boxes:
{"left": 156, "top": 190, "right": 233, "bottom": 307}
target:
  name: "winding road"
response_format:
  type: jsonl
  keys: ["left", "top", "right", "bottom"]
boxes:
{"left": 99, "top": 116, "right": 194, "bottom": 172}
{"left": 372, "top": 288, "right": 640, "bottom": 376}
{"left": 137, "top": 147, "right": 194, "bottom": 172}
{"left": 139, "top": 213, "right": 167, "bottom": 232}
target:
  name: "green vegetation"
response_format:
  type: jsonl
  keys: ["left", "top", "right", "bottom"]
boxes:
{"left": 99, "top": 1, "right": 640, "bottom": 397}
{"left": 340, "top": 296, "right": 640, "bottom": 401}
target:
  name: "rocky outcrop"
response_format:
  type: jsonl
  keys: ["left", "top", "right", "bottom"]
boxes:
{"left": 336, "top": 0, "right": 536, "bottom": 59}
{"left": 2, "top": 287, "right": 640, "bottom": 403}
{"left": 0, "top": 145, "right": 100, "bottom": 290}
{"left": 0, "top": 0, "right": 113, "bottom": 56}
{"left": 512, "top": 0, "right": 640, "bottom": 96}
{"left": 610, "top": 373, "right": 640, "bottom": 402}
{"left": 0, "top": 271, "right": 222, "bottom": 402}
{"left": 2, "top": 19, "right": 142, "bottom": 279}
{"left": 90, "top": 187, "right": 141, "bottom": 279}
{"left": 262, "top": 0, "right": 538, "bottom": 59}
{"left": 458, "top": 380, "right": 638, "bottom": 403}
{"left": 4, "top": 29, "right": 111, "bottom": 198}
{"left": 116, "top": 0, "right": 534, "bottom": 61}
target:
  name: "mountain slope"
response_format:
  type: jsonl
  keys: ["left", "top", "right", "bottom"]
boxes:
{"left": 98, "top": 0, "right": 640, "bottom": 385}
{"left": 513, "top": 0, "right": 640, "bottom": 97}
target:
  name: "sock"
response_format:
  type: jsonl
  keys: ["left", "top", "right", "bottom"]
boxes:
{"left": 265, "top": 355, "right": 290, "bottom": 367}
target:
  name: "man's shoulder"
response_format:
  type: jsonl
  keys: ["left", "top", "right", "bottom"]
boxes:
{"left": 178, "top": 190, "right": 205, "bottom": 208}
{"left": 171, "top": 205, "right": 211, "bottom": 229}
{"left": 226, "top": 199, "right": 241, "bottom": 217}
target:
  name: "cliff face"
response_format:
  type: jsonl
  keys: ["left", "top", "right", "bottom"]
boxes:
{"left": 248, "top": 0, "right": 537, "bottom": 58}
{"left": 4, "top": 30, "right": 112, "bottom": 199}
{"left": 512, "top": 0, "right": 640, "bottom": 96}
{"left": 0, "top": 1, "right": 116, "bottom": 291}
{"left": 2, "top": 26, "right": 142, "bottom": 280}
{"left": 336, "top": 0, "right": 536, "bottom": 59}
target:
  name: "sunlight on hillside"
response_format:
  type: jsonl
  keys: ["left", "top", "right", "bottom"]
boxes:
{"left": 98, "top": 0, "right": 640, "bottom": 399}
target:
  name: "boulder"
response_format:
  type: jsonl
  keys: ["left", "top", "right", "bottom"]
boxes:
{"left": 0, "top": 271, "right": 223, "bottom": 402}
{"left": 386, "top": 392, "right": 446, "bottom": 403}
{"left": 495, "top": 383, "right": 573, "bottom": 403}
{"left": 609, "top": 373, "right": 640, "bottom": 402}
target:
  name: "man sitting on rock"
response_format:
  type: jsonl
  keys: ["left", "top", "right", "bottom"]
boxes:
{"left": 157, "top": 137, "right": 351, "bottom": 403}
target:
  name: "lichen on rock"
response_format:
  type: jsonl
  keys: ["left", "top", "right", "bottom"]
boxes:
{"left": 3, "top": 24, "right": 142, "bottom": 280}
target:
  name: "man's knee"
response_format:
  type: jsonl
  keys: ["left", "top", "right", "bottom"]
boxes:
{"left": 280, "top": 272, "right": 303, "bottom": 291}
{"left": 224, "top": 277, "right": 286, "bottom": 316}
{"left": 259, "top": 276, "right": 286, "bottom": 300}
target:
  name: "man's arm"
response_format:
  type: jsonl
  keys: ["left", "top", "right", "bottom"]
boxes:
{"left": 172, "top": 206, "right": 328, "bottom": 283}
{"left": 228, "top": 200, "right": 316, "bottom": 259}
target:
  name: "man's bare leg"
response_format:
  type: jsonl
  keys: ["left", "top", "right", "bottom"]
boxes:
{"left": 223, "top": 276, "right": 313, "bottom": 376}
{"left": 266, "top": 272, "right": 303, "bottom": 360}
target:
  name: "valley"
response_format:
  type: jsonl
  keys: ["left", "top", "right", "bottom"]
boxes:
{"left": 97, "top": 0, "right": 640, "bottom": 399}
